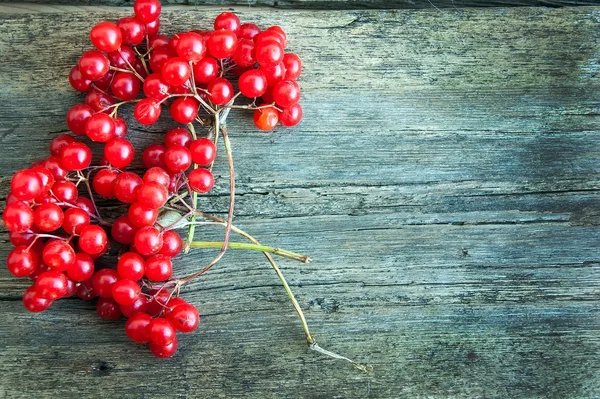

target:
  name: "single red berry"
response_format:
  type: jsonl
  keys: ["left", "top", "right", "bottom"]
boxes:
{"left": 137, "top": 181, "right": 168, "bottom": 209}
{"left": 134, "top": 226, "right": 163, "bottom": 256}
{"left": 34, "top": 203, "right": 64, "bottom": 232}
{"left": 272, "top": 79, "right": 301, "bottom": 108}
{"left": 159, "top": 230, "right": 183, "bottom": 257}
{"left": 35, "top": 270, "right": 69, "bottom": 300}
{"left": 255, "top": 30, "right": 285, "bottom": 48}
{"left": 239, "top": 23, "right": 261, "bottom": 40}
{"left": 150, "top": 34, "right": 169, "bottom": 49}
{"left": 175, "top": 32, "right": 206, "bottom": 62}
{"left": 111, "top": 215, "right": 138, "bottom": 244}
{"left": 105, "top": 137, "right": 135, "bottom": 169}
{"left": 79, "top": 225, "right": 108, "bottom": 255}
{"left": 11, "top": 169, "right": 43, "bottom": 201}
{"left": 3, "top": 201, "right": 34, "bottom": 233}
{"left": 283, "top": 53, "right": 302, "bottom": 80}
{"left": 192, "top": 56, "right": 219, "bottom": 84}
{"left": 164, "top": 127, "right": 192, "bottom": 148}
{"left": 62, "top": 207, "right": 91, "bottom": 235}
{"left": 134, "top": 0, "right": 161, "bottom": 23}
{"left": 42, "top": 240, "right": 76, "bottom": 271}
{"left": 31, "top": 166, "right": 55, "bottom": 195}
{"left": 256, "top": 41, "right": 284, "bottom": 67}
{"left": 149, "top": 336, "right": 178, "bottom": 358}
{"left": 9, "top": 229, "right": 37, "bottom": 247}
{"left": 161, "top": 57, "right": 191, "bottom": 86}
{"left": 114, "top": 116, "right": 128, "bottom": 138}
{"left": 86, "top": 113, "right": 116, "bottom": 143}
{"left": 145, "top": 254, "right": 173, "bottom": 281}
{"left": 214, "top": 12, "right": 240, "bottom": 34}
{"left": 125, "top": 312, "right": 152, "bottom": 342}
{"left": 164, "top": 145, "right": 192, "bottom": 173}
{"left": 260, "top": 62, "right": 286, "bottom": 86}
{"left": 207, "top": 77, "right": 233, "bottom": 105}
{"left": 90, "top": 21, "right": 122, "bottom": 52}
{"left": 146, "top": 18, "right": 160, "bottom": 37}
{"left": 170, "top": 97, "right": 199, "bottom": 124}
{"left": 149, "top": 46, "right": 176, "bottom": 73}
{"left": 97, "top": 297, "right": 122, "bottom": 320}
{"left": 253, "top": 106, "right": 279, "bottom": 131}
{"left": 114, "top": 172, "right": 143, "bottom": 203}
{"left": 117, "top": 252, "right": 145, "bottom": 281}
{"left": 188, "top": 168, "right": 214, "bottom": 193}
{"left": 52, "top": 181, "right": 79, "bottom": 203}
{"left": 66, "top": 104, "right": 94, "bottom": 136}
{"left": 134, "top": 98, "right": 162, "bottom": 125}
{"left": 233, "top": 38, "right": 256, "bottom": 67}
{"left": 76, "top": 279, "right": 98, "bottom": 300}
{"left": 128, "top": 202, "right": 159, "bottom": 228}
{"left": 61, "top": 142, "right": 92, "bottom": 170}
{"left": 207, "top": 29, "right": 237, "bottom": 59}
{"left": 280, "top": 103, "right": 303, "bottom": 127}
{"left": 63, "top": 277, "right": 77, "bottom": 298}
{"left": 142, "top": 143, "right": 167, "bottom": 168}
{"left": 7, "top": 246, "right": 38, "bottom": 277}
{"left": 67, "top": 252, "right": 95, "bottom": 282}
{"left": 143, "top": 167, "right": 171, "bottom": 189}
{"left": 148, "top": 317, "right": 176, "bottom": 346}
{"left": 92, "top": 168, "right": 119, "bottom": 198}
{"left": 189, "top": 138, "right": 216, "bottom": 166}
{"left": 117, "top": 16, "right": 146, "bottom": 46}
{"left": 69, "top": 65, "right": 92, "bottom": 92}
{"left": 111, "top": 71, "right": 141, "bottom": 101}
{"left": 43, "top": 156, "right": 68, "bottom": 181}
{"left": 143, "top": 73, "right": 171, "bottom": 100}
{"left": 120, "top": 295, "right": 150, "bottom": 318}
{"left": 267, "top": 26, "right": 287, "bottom": 47}
{"left": 112, "top": 279, "right": 142, "bottom": 306}
{"left": 86, "top": 89, "right": 116, "bottom": 113}
{"left": 108, "top": 45, "right": 136, "bottom": 69}
{"left": 167, "top": 303, "right": 200, "bottom": 333}
{"left": 239, "top": 69, "right": 268, "bottom": 98}
{"left": 93, "top": 268, "right": 120, "bottom": 298}
{"left": 22, "top": 286, "right": 53, "bottom": 312}
{"left": 78, "top": 50, "right": 110, "bottom": 81}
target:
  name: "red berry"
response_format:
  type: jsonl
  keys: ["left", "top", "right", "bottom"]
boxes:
{"left": 97, "top": 297, "right": 122, "bottom": 320}
{"left": 92, "top": 169, "right": 119, "bottom": 198}
{"left": 114, "top": 172, "right": 143, "bottom": 203}
{"left": 35, "top": 270, "right": 68, "bottom": 300}
{"left": 134, "top": 226, "right": 163, "bottom": 256}
{"left": 149, "top": 46, "right": 176, "bottom": 73}
{"left": 233, "top": 38, "right": 256, "bottom": 67}
{"left": 134, "top": 98, "right": 162, "bottom": 125}
{"left": 255, "top": 30, "right": 285, "bottom": 48}
{"left": 146, "top": 18, "right": 160, "bottom": 37}
{"left": 189, "top": 138, "right": 216, "bottom": 166}
{"left": 105, "top": 137, "right": 135, "bottom": 169}
{"left": 170, "top": 97, "right": 199, "bottom": 124}
{"left": 90, "top": 21, "right": 122, "bottom": 52}
{"left": 192, "top": 56, "right": 220, "bottom": 84}
{"left": 34, "top": 203, "right": 64, "bottom": 232}
{"left": 207, "top": 77, "right": 233, "bottom": 105}
{"left": 188, "top": 168, "right": 214, "bottom": 193}
{"left": 111, "top": 71, "right": 141, "bottom": 101}
{"left": 22, "top": 286, "right": 53, "bottom": 312}
{"left": 207, "top": 30, "right": 237, "bottom": 59}
{"left": 239, "top": 23, "right": 261, "bottom": 40}
{"left": 86, "top": 113, "right": 115, "bottom": 143}
{"left": 44, "top": 156, "right": 68, "bottom": 181}
{"left": 148, "top": 317, "right": 176, "bottom": 346}
{"left": 3, "top": 201, "right": 34, "bottom": 233}
{"left": 134, "top": 0, "right": 161, "bottom": 23}
{"left": 164, "top": 127, "right": 192, "bottom": 148}
{"left": 175, "top": 32, "right": 206, "bottom": 62}
{"left": 214, "top": 12, "right": 240, "bottom": 34}
{"left": 31, "top": 166, "right": 55, "bottom": 194}
{"left": 167, "top": 303, "right": 200, "bottom": 332}
{"left": 279, "top": 103, "right": 303, "bottom": 127}
{"left": 142, "top": 143, "right": 167, "bottom": 168}
{"left": 260, "top": 62, "right": 286, "bottom": 86}
{"left": 76, "top": 280, "right": 98, "bottom": 300}
{"left": 86, "top": 89, "right": 116, "bottom": 112}
{"left": 239, "top": 69, "right": 268, "bottom": 98}
{"left": 125, "top": 312, "right": 152, "bottom": 342}
{"left": 161, "top": 57, "right": 191, "bottom": 86}
{"left": 111, "top": 215, "right": 138, "bottom": 244}
{"left": 66, "top": 104, "right": 94, "bottom": 136}
{"left": 159, "top": 230, "right": 183, "bottom": 257}
{"left": 79, "top": 225, "right": 108, "bottom": 255}
{"left": 42, "top": 240, "right": 76, "bottom": 271}
{"left": 114, "top": 116, "right": 128, "bottom": 138}
{"left": 62, "top": 207, "right": 91, "bottom": 235}
{"left": 267, "top": 26, "right": 287, "bottom": 47}
{"left": 11, "top": 169, "right": 43, "bottom": 201}
{"left": 93, "top": 268, "right": 120, "bottom": 298}
{"left": 117, "top": 252, "right": 146, "bottom": 281}
{"left": 61, "top": 142, "right": 92, "bottom": 170}
{"left": 52, "top": 181, "right": 79, "bottom": 203}
{"left": 256, "top": 41, "right": 283, "bottom": 67}
{"left": 253, "top": 106, "right": 279, "bottom": 131}
{"left": 78, "top": 50, "right": 110, "bottom": 81}
{"left": 128, "top": 202, "right": 159, "bottom": 228}
{"left": 120, "top": 295, "right": 150, "bottom": 318}
{"left": 149, "top": 336, "right": 178, "bottom": 358}
{"left": 145, "top": 254, "right": 172, "bottom": 281}
{"left": 283, "top": 53, "right": 302, "bottom": 80}
{"left": 137, "top": 181, "right": 168, "bottom": 209}
{"left": 272, "top": 79, "right": 300, "bottom": 108}
{"left": 69, "top": 66, "right": 92, "bottom": 92}
{"left": 164, "top": 145, "right": 192, "bottom": 173}
{"left": 108, "top": 45, "right": 136, "bottom": 69}
{"left": 9, "top": 229, "right": 37, "bottom": 247}
{"left": 67, "top": 252, "right": 95, "bottom": 282}
{"left": 117, "top": 16, "right": 146, "bottom": 46}
{"left": 143, "top": 73, "right": 171, "bottom": 100}
{"left": 143, "top": 167, "right": 170, "bottom": 189}
{"left": 150, "top": 34, "right": 169, "bottom": 49}
{"left": 112, "top": 279, "right": 141, "bottom": 306}
{"left": 7, "top": 246, "right": 38, "bottom": 277}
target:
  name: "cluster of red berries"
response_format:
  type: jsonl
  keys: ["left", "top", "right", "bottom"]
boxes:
{"left": 3, "top": 0, "right": 303, "bottom": 359}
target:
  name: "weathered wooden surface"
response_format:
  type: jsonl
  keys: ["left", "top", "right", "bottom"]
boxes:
{"left": 0, "top": 4, "right": 599, "bottom": 399}
{"left": 1, "top": 0, "right": 599, "bottom": 9}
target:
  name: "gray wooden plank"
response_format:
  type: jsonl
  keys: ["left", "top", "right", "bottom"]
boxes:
{"left": 0, "top": 6, "right": 599, "bottom": 399}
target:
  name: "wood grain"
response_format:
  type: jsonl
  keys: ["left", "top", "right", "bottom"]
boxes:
{"left": 0, "top": 5, "right": 599, "bottom": 399}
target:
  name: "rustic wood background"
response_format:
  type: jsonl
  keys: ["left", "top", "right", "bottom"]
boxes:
{"left": 0, "top": 2, "right": 599, "bottom": 398}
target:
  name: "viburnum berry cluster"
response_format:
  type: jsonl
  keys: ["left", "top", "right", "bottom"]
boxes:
{"left": 3, "top": 0, "right": 368, "bottom": 371}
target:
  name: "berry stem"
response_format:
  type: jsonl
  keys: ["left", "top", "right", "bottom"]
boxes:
{"left": 184, "top": 122, "right": 200, "bottom": 253}
{"left": 187, "top": 241, "right": 309, "bottom": 262}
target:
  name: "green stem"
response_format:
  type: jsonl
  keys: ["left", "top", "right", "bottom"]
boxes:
{"left": 185, "top": 122, "right": 199, "bottom": 253}
{"left": 187, "top": 241, "right": 310, "bottom": 263}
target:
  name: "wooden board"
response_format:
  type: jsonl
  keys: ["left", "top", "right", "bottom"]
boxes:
{"left": 0, "top": 5, "right": 599, "bottom": 399}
